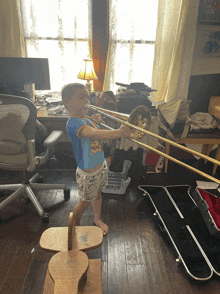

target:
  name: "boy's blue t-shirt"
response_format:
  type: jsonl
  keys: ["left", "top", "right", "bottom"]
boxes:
{"left": 67, "top": 116, "right": 105, "bottom": 169}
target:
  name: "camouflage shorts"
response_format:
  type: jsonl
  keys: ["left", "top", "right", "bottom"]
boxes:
{"left": 76, "top": 161, "right": 108, "bottom": 202}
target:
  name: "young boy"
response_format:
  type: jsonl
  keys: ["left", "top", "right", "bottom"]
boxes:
{"left": 62, "top": 83, "right": 131, "bottom": 235}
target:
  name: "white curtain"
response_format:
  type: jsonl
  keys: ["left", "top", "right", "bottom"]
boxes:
{"left": 0, "top": 0, "right": 25, "bottom": 57}
{"left": 103, "top": 0, "right": 159, "bottom": 94}
{"left": 150, "top": 0, "right": 200, "bottom": 106}
{"left": 20, "top": 0, "right": 91, "bottom": 92}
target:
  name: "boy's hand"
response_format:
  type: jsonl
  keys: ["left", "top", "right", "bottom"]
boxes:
{"left": 119, "top": 124, "right": 132, "bottom": 138}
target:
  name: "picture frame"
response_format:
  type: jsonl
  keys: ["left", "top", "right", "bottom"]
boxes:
{"left": 197, "top": 25, "right": 220, "bottom": 57}
{"left": 197, "top": 0, "right": 220, "bottom": 26}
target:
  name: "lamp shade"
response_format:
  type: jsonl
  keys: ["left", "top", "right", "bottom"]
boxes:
{"left": 77, "top": 59, "right": 98, "bottom": 81}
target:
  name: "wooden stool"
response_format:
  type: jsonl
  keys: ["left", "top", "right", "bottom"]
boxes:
{"left": 44, "top": 259, "right": 102, "bottom": 294}
{"left": 40, "top": 213, "right": 103, "bottom": 252}
{"left": 47, "top": 250, "right": 89, "bottom": 294}
{"left": 41, "top": 213, "right": 103, "bottom": 293}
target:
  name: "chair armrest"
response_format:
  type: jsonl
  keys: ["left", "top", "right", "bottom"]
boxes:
{"left": 43, "top": 130, "right": 64, "bottom": 148}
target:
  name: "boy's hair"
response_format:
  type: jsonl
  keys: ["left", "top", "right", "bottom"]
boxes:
{"left": 61, "top": 83, "right": 86, "bottom": 103}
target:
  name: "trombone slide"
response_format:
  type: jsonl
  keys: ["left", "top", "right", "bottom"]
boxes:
{"left": 87, "top": 104, "right": 220, "bottom": 185}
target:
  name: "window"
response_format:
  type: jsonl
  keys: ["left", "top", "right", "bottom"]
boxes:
{"left": 20, "top": 0, "right": 90, "bottom": 92}
{"left": 105, "top": 0, "right": 159, "bottom": 93}
{"left": 20, "top": 0, "right": 159, "bottom": 93}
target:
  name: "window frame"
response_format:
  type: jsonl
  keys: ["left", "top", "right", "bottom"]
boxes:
{"left": 21, "top": 0, "right": 157, "bottom": 92}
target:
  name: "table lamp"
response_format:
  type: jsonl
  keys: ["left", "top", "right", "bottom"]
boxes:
{"left": 77, "top": 58, "right": 98, "bottom": 91}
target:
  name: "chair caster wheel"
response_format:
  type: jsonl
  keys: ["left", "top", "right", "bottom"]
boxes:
{"left": 41, "top": 213, "right": 49, "bottom": 223}
{"left": 37, "top": 176, "right": 44, "bottom": 183}
{"left": 64, "top": 188, "right": 70, "bottom": 201}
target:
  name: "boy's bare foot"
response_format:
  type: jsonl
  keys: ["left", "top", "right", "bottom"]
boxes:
{"left": 94, "top": 220, "right": 108, "bottom": 235}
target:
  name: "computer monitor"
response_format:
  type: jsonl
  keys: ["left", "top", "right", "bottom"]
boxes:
{"left": 0, "top": 57, "right": 51, "bottom": 91}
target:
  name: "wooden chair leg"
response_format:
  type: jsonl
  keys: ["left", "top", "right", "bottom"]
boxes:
{"left": 213, "top": 144, "right": 220, "bottom": 176}
{"left": 165, "top": 143, "right": 170, "bottom": 173}
{"left": 203, "top": 144, "right": 212, "bottom": 164}
{"left": 204, "top": 144, "right": 213, "bottom": 164}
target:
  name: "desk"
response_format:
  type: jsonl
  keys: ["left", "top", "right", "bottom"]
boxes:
{"left": 164, "top": 132, "right": 220, "bottom": 176}
{"left": 37, "top": 106, "right": 70, "bottom": 142}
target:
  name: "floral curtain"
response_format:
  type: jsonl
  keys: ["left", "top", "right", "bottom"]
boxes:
{"left": 0, "top": 0, "right": 25, "bottom": 57}
{"left": 103, "top": 0, "right": 159, "bottom": 94}
{"left": 20, "top": 0, "right": 91, "bottom": 92}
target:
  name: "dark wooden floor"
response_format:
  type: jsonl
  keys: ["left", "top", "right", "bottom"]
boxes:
{"left": 1, "top": 147, "right": 220, "bottom": 294}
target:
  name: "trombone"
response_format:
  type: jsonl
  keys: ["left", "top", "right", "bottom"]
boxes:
{"left": 86, "top": 104, "right": 220, "bottom": 185}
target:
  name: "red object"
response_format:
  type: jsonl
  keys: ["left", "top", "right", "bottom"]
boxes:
{"left": 198, "top": 188, "right": 220, "bottom": 228}
{"left": 145, "top": 152, "right": 160, "bottom": 167}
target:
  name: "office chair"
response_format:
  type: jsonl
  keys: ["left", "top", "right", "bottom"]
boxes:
{"left": 0, "top": 94, "right": 70, "bottom": 222}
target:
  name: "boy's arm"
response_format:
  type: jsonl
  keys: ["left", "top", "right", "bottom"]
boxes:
{"left": 79, "top": 124, "right": 131, "bottom": 140}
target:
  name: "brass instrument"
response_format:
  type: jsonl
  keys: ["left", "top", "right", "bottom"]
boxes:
{"left": 86, "top": 104, "right": 220, "bottom": 185}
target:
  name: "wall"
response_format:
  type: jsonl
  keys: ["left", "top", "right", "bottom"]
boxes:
{"left": 191, "top": 24, "right": 220, "bottom": 75}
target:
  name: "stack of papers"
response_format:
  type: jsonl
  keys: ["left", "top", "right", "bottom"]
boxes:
{"left": 196, "top": 181, "right": 219, "bottom": 190}
{"left": 46, "top": 97, "right": 62, "bottom": 104}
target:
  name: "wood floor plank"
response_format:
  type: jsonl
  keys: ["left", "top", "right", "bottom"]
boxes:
{"left": 127, "top": 264, "right": 151, "bottom": 294}
{"left": 189, "top": 278, "right": 220, "bottom": 294}
{"left": 106, "top": 198, "right": 128, "bottom": 293}
{"left": 101, "top": 261, "right": 108, "bottom": 294}
{"left": 123, "top": 203, "right": 146, "bottom": 265}
{"left": 106, "top": 199, "right": 125, "bottom": 230}
{"left": 166, "top": 273, "right": 194, "bottom": 294}
{"left": 0, "top": 252, "right": 17, "bottom": 288}
{"left": 1, "top": 168, "right": 220, "bottom": 293}
{"left": 107, "top": 229, "right": 128, "bottom": 294}
{"left": 48, "top": 207, "right": 71, "bottom": 227}
{"left": 36, "top": 189, "right": 58, "bottom": 208}
{"left": 4, "top": 240, "right": 37, "bottom": 279}
{"left": 20, "top": 246, "right": 53, "bottom": 294}
{"left": 0, "top": 239, "right": 34, "bottom": 292}
{"left": 86, "top": 235, "right": 107, "bottom": 262}
{"left": 138, "top": 216, "right": 161, "bottom": 253}
{"left": 0, "top": 238, "right": 7, "bottom": 252}
{"left": 144, "top": 252, "right": 172, "bottom": 294}
{"left": 0, "top": 277, "right": 25, "bottom": 294}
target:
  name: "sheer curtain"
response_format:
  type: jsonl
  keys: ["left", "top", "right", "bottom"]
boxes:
{"left": 20, "top": 0, "right": 91, "bottom": 92}
{"left": 0, "top": 0, "right": 25, "bottom": 57}
{"left": 150, "top": 0, "right": 200, "bottom": 105}
{"left": 103, "top": 0, "right": 159, "bottom": 93}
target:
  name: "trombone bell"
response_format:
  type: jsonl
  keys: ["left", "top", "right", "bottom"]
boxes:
{"left": 87, "top": 104, "right": 152, "bottom": 139}
{"left": 128, "top": 105, "right": 152, "bottom": 139}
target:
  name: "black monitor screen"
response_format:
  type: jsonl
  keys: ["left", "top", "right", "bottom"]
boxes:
{"left": 0, "top": 57, "right": 51, "bottom": 90}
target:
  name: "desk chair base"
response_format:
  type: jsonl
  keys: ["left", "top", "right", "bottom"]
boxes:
{"left": 0, "top": 172, "right": 70, "bottom": 223}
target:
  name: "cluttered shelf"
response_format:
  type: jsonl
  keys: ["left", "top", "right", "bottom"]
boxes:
{"left": 36, "top": 93, "right": 70, "bottom": 142}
